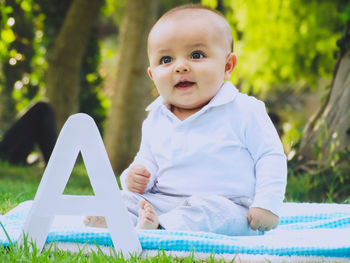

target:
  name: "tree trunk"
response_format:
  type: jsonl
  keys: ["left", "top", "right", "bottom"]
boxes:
{"left": 46, "top": 0, "right": 102, "bottom": 129}
{"left": 297, "top": 48, "right": 350, "bottom": 164}
{"left": 104, "top": 0, "right": 158, "bottom": 174}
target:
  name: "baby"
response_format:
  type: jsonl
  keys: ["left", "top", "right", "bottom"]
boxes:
{"left": 85, "top": 4, "right": 287, "bottom": 235}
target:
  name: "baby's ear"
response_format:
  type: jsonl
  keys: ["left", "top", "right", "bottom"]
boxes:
{"left": 224, "top": 53, "right": 237, "bottom": 80}
{"left": 147, "top": 67, "right": 153, "bottom": 80}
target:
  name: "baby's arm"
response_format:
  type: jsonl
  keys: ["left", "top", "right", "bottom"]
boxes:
{"left": 244, "top": 100, "right": 287, "bottom": 230}
{"left": 120, "top": 118, "right": 158, "bottom": 193}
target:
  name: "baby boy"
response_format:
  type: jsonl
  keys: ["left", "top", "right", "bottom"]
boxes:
{"left": 85, "top": 4, "right": 287, "bottom": 235}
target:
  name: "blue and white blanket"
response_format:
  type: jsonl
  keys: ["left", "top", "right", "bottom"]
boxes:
{"left": 1, "top": 201, "right": 350, "bottom": 259}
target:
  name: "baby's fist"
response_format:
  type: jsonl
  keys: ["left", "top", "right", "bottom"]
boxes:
{"left": 126, "top": 165, "right": 151, "bottom": 194}
{"left": 247, "top": 207, "right": 279, "bottom": 231}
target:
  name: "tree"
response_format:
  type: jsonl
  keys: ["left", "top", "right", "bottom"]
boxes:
{"left": 297, "top": 20, "right": 350, "bottom": 164}
{"left": 104, "top": 0, "right": 158, "bottom": 174}
{"left": 46, "top": 0, "right": 102, "bottom": 129}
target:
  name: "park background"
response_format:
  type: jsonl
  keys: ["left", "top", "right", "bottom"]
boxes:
{"left": 0, "top": 0, "right": 349, "bottom": 215}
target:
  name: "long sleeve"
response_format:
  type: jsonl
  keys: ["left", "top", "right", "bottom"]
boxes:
{"left": 244, "top": 100, "right": 287, "bottom": 216}
{"left": 120, "top": 118, "right": 158, "bottom": 192}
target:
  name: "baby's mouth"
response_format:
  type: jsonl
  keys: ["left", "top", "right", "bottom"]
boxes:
{"left": 175, "top": 81, "right": 196, "bottom": 88}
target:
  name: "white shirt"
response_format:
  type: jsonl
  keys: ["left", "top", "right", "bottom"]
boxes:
{"left": 121, "top": 81, "right": 287, "bottom": 216}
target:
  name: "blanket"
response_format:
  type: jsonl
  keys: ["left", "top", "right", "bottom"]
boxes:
{"left": 1, "top": 201, "right": 350, "bottom": 261}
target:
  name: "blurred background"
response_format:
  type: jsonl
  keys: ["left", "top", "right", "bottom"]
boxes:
{"left": 0, "top": 0, "right": 349, "bottom": 203}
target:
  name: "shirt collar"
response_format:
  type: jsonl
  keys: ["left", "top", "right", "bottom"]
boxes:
{"left": 145, "top": 81, "right": 239, "bottom": 112}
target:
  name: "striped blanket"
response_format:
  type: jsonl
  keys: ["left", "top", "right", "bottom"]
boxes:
{"left": 1, "top": 201, "right": 349, "bottom": 260}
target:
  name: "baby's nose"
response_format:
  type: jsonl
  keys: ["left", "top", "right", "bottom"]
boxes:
{"left": 175, "top": 62, "right": 190, "bottom": 73}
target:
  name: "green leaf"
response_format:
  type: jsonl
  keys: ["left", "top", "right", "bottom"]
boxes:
{"left": 4, "top": 6, "right": 13, "bottom": 14}
{"left": 1, "top": 28, "right": 16, "bottom": 44}
{"left": 201, "top": 0, "right": 217, "bottom": 9}
{"left": 86, "top": 73, "right": 97, "bottom": 83}
{"left": 20, "top": 0, "right": 32, "bottom": 12}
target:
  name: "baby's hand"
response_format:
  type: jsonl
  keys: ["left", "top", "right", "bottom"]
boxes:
{"left": 247, "top": 207, "right": 279, "bottom": 231}
{"left": 126, "top": 164, "right": 151, "bottom": 194}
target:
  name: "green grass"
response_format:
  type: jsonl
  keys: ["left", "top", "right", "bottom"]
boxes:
{"left": 0, "top": 162, "right": 43, "bottom": 214}
{"left": 0, "top": 240, "right": 225, "bottom": 262}
{"left": 285, "top": 158, "right": 350, "bottom": 204}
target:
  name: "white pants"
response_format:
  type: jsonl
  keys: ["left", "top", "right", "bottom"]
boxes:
{"left": 121, "top": 190, "right": 259, "bottom": 236}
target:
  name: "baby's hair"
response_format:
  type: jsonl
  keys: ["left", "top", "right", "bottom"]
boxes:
{"left": 158, "top": 4, "right": 234, "bottom": 52}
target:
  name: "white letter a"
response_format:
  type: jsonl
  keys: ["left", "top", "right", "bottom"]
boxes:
{"left": 20, "top": 113, "right": 141, "bottom": 257}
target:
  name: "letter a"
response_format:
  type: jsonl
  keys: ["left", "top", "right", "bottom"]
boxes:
{"left": 20, "top": 113, "right": 141, "bottom": 257}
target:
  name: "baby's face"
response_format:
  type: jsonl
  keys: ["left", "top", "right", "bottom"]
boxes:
{"left": 147, "top": 9, "right": 236, "bottom": 113}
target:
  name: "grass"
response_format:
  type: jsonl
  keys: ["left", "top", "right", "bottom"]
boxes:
{"left": 0, "top": 240, "right": 224, "bottom": 262}
{"left": 0, "top": 162, "right": 43, "bottom": 214}
{"left": 285, "top": 157, "right": 350, "bottom": 204}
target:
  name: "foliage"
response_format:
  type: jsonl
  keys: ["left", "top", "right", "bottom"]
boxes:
{"left": 0, "top": 0, "right": 38, "bottom": 129}
{"left": 215, "top": 0, "right": 348, "bottom": 160}
{"left": 337, "top": 2, "right": 350, "bottom": 54}
{"left": 103, "top": 0, "right": 126, "bottom": 26}
{"left": 0, "top": 0, "right": 51, "bottom": 127}
{"left": 225, "top": 0, "right": 345, "bottom": 95}
{"left": 286, "top": 149, "right": 350, "bottom": 203}
{"left": 201, "top": 0, "right": 217, "bottom": 9}
{"left": 33, "top": 0, "right": 71, "bottom": 51}
{"left": 0, "top": 0, "right": 106, "bottom": 131}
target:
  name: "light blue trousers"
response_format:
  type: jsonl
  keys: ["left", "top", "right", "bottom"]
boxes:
{"left": 121, "top": 190, "right": 260, "bottom": 236}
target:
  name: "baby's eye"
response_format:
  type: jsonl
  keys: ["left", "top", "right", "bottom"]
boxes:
{"left": 191, "top": 51, "right": 205, "bottom": 59}
{"left": 160, "top": 56, "right": 172, "bottom": 64}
